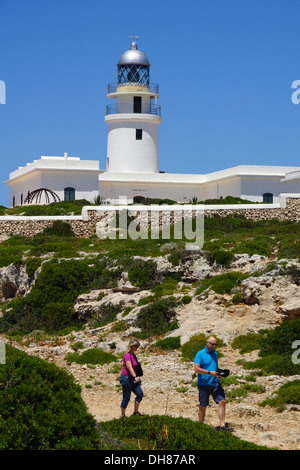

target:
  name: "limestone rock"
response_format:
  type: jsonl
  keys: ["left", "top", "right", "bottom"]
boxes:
{"left": 0, "top": 263, "right": 30, "bottom": 300}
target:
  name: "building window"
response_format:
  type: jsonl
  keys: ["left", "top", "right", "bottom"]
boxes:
{"left": 20, "top": 193, "right": 23, "bottom": 206}
{"left": 263, "top": 192, "right": 273, "bottom": 203}
{"left": 133, "top": 96, "right": 142, "bottom": 113}
{"left": 64, "top": 187, "right": 75, "bottom": 201}
{"left": 136, "top": 129, "right": 143, "bottom": 140}
{"left": 12, "top": 196, "right": 15, "bottom": 208}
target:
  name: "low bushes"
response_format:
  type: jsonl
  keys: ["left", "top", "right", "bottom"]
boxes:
{"left": 93, "top": 302, "right": 123, "bottom": 327}
{"left": 99, "top": 414, "right": 270, "bottom": 450}
{"left": 259, "top": 318, "right": 300, "bottom": 357}
{"left": 154, "top": 336, "right": 181, "bottom": 351}
{"left": 195, "top": 272, "right": 247, "bottom": 296}
{"left": 240, "top": 319, "right": 300, "bottom": 376}
{"left": 232, "top": 331, "right": 267, "bottom": 354}
{"left": 259, "top": 380, "right": 300, "bottom": 408}
{"left": 127, "top": 259, "right": 159, "bottom": 290}
{"left": 206, "top": 249, "right": 235, "bottom": 267}
{"left": 180, "top": 333, "right": 224, "bottom": 362}
{"left": 135, "top": 296, "right": 178, "bottom": 337}
{"left": 0, "top": 345, "right": 100, "bottom": 450}
{"left": 66, "top": 348, "right": 118, "bottom": 366}
{"left": 0, "top": 258, "right": 122, "bottom": 335}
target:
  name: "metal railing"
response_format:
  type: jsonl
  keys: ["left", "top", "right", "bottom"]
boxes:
{"left": 106, "top": 104, "right": 161, "bottom": 116}
{"left": 108, "top": 82, "right": 159, "bottom": 95}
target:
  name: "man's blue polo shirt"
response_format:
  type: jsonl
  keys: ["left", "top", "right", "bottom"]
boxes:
{"left": 194, "top": 346, "right": 219, "bottom": 386}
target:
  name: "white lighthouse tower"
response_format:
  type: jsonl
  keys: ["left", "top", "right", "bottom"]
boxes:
{"left": 105, "top": 35, "right": 161, "bottom": 173}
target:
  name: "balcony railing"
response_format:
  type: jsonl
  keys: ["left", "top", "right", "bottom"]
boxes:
{"left": 106, "top": 103, "right": 161, "bottom": 117}
{"left": 108, "top": 82, "right": 159, "bottom": 95}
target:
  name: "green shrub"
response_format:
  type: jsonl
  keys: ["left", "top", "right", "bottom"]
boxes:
{"left": 284, "top": 265, "right": 300, "bottom": 285}
{"left": 0, "top": 345, "right": 100, "bottom": 450}
{"left": 232, "top": 292, "right": 244, "bottom": 304}
{"left": 235, "top": 320, "right": 300, "bottom": 376}
{"left": 242, "top": 354, "right": 299, "bottom": 376}
{"left": 259, "top": 380, "right": 300, "bottom": 408}
{"left": 232, "top": 331, "right": 266, "bottom": 354}
{"left": 66, "top": 348, "right": 118, "bottom": 365}
{"left": 151, "top": 278, "right": 178, "bottom": 297}
{"left": 99, "top": 414, "right": 270, "bottom": 450}
{"left": 42, "top": 220, "right": 75, "bottom": 237}
{"left": 93, "top": 302, "right": 122, "bottom": 327}
{"left": 154, "top": 336, "right": 181, "bottom": 351}
{"left": 259, "top": 318, "right": 300, "bottom": 357}
{"left": 0, "top": 258, "right": 122, "bottom": 335}
{"left": 136, "top": 296, "right": 178, "bottom": 337}
{"left": 232, "top": 237, "right": 273, "bottom": 257}
{"left": 195, "top": 272, "right": 247, "bottom": 296}
{"left": 206, "top": 250, "right": 234, "bottom": 267}
{"left": 127, "top": 259, "right": 159, "bottom": 290}
{"left": 25, "top": 257, "right": 42, "bottom": 278}
{"left": 168, "top": 250, "right": 186, "bottom": 266}
{"left": 6, "top": 200, "right": 90, "bottom": 216}
{"left": 226, "top": 383, "right": 265, "bottom": 402}
{"left": 180, "top": 333, "right": 224, "bottom": 362}
{"left": 181, "top": 295, "right": 192, "bottom": 304}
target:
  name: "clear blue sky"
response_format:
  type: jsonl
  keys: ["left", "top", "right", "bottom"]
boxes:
{"left": 0, "top": 0, "right": 299, "bottom": 207}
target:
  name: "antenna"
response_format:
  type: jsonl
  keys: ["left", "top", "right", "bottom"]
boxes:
{"left": 129, "top": 30, "right": 139, "bottom": 49}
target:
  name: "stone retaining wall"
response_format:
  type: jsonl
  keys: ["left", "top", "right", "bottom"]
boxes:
{"left": 0, "top": 196, "right": 299, "bottom": 239}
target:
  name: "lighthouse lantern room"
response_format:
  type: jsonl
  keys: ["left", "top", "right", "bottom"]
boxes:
{"left": 105, "top": 35, "right": 161, "bottom": 173}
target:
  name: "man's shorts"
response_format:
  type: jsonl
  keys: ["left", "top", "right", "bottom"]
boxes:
{"left": 197, "top": 382, "right": 225, "bottom": 407}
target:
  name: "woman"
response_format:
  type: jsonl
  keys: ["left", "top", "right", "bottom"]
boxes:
{"left": 119, "top": 338, "right": 144, "bottom": 417}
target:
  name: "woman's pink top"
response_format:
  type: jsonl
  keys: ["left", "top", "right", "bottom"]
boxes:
{"left": 122, "top": 352, "right": 138, "bottom": 376}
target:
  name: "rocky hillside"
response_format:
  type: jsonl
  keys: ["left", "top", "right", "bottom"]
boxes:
{"left": 0, "top": 217, "right": 299, "bottom": 450}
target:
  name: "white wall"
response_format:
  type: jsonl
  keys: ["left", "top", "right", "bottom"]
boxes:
{"left": 106, "top": 119, "right": 159, "bottom": 173}
{"left": 41, "top": 171, "right": 100, "bottom": 203}
{"left": 9, "top": 172, "right": 42, "bottom": 207}
{"left": 203, "top": 177, "right": 242, "bottom": 200}
{"left": 98, "top": 180, "right": 205, "bottom": 203}
{"left": 241, "top": 176, "right": 283, "bottom": 202}
{"left": 8, "top": 170, "right": 100, "bottom": 207}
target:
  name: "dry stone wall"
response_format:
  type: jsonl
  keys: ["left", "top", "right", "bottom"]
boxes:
{"left": 0, "top": 197, "right": 299, "bottom": 239}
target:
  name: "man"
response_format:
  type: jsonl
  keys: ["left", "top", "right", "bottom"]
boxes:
{"left": 194, "top": 336, "right": 231, "bottom": 431}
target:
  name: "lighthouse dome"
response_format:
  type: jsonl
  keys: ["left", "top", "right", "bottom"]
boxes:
{"left": 118, "top": 40, "right": 150, "bottom": 66}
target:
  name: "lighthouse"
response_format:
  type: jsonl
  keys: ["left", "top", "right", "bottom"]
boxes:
{"left": 105, "top": 35, "right": 161, "bottom": 173}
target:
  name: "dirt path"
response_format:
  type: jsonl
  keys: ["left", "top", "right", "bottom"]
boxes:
{"left": 2, "top": 334, "right": 299, "bottom": 450}
{"left": 56, "top": 345, "right": 300, "bottom": 450}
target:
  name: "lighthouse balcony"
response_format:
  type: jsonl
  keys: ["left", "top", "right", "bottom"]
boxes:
{"left": 106, "top": 103, "right": 161, "bottom": 117}
{"left": 107, "top": 82, "right": 159, "bottom": 97}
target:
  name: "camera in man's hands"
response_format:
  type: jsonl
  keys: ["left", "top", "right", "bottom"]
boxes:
{"left": 217, "top": 368, "right": 230, "bottom": 377}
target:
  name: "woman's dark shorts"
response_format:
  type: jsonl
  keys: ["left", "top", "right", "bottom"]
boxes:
{"left": 197, "top": 383, "right": 225, "bottom": 407}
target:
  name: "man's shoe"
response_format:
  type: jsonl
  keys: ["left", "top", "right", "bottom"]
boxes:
{"left": 213, "top": 423, "right": 234, "bottom": 432}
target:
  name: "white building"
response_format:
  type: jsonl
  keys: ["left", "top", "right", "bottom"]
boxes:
{"left": 4, "top": 38, "right": 300, "bottom": 207}
{"left": 5, "top": 153, "right": 102, "bottom": 207}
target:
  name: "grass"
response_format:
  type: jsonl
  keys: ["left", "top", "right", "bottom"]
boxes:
{"left": 3, "top": 199, "right": 92, "bottom": 216}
